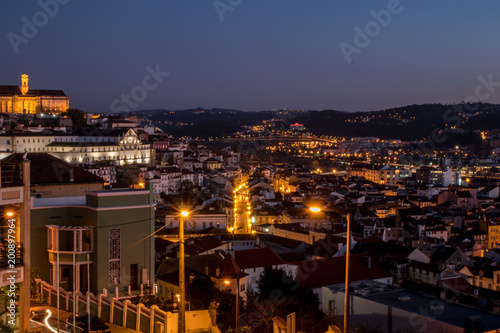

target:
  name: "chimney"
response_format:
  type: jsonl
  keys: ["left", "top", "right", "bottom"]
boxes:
{"left": 69, "top": 168, "right": 74, "bottom": 182}
{"left": 256, "top": 236, "right": 260, "bottom": 246}
{"left": 362, "top": 256, "right": 372, "bottom": 269}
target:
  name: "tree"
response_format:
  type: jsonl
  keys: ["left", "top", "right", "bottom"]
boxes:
{"left": 62, "top": 108, "right": 86, "bottom": 127}
{"left": 130, "top": 286, "right": 174, "bottom": 312}
{"left": 179, "top": 180, "right": 195, "bottom": 194}
{"left": 245, "top": 266, "right": 325, "bottom": 333}
{"left": 187, "top": 275, "right": 219, "bottom": 310}
{"left": 31, "top": 266, "right": 44, "bottom": 305}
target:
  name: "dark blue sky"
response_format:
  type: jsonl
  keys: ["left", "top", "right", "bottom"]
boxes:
{"left": 1, "top": 1, "right": 500, "bottom": 113}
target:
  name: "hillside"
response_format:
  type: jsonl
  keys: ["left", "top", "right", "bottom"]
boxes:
{"left": 127, "top": 103, "right": 500, "bottom": 141}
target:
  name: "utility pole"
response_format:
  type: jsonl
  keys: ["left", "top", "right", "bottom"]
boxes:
{"left": 344, "top": 211, "right": 352, "bottom": 333}
{"left": 236, "top": 277, "right": 239, "bottom": 333}
{"left": 57, "top": 250, "right": 60, "bottom": 333}
{"left": 73, "top": 252, "right": 76, "bottom": 332}
{"left": 87, "top": 253, "right": 91, "bottom": 333}
{"left": 179, "top": 211, "right": 188, "bottom": 333}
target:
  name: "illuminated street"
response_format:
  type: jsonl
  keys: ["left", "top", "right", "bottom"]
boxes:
{"left": 232, "top": 177, "right": 254, "bottom": 233}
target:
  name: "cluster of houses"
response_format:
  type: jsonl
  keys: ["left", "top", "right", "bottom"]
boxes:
{"left": 152, "top": 159, "right": 500, "bottom": 331}
{"left": 1, "top": 111, "right": 500, "bottom": 331}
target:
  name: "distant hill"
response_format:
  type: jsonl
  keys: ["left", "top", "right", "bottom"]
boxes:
{"left": 126, "top": 103, "right": 500, "bottom": 142}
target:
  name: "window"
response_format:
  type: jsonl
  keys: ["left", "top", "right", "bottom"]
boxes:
{"left": 109, "top": 228, "right": 121, "bottom": 285}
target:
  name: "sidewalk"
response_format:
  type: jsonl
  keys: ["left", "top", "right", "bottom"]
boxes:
{"left": 31, "top": 306, "right": 138, "bottom": 333}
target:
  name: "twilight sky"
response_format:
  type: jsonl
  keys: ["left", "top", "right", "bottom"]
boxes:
{"left": 1, "top": 1, "right": 500, "bottom": 113}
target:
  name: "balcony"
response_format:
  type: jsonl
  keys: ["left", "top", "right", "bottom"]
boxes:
{"left": 47, "top": 251, "right": 93, "bottom": 263}
{"left": 0, "top": 163, "right": 24, "bottom": 205}
{"left": 1, "top": 163, "right": 23, "bottom": 188}
{"left": 0, "top": 242, "right": 24, "bottom": 287}
{"left": 0, "top": 242, "right": 23, "bottom": 270}
{"left": 47, "top": 225, "right": 94, "bottom": 264}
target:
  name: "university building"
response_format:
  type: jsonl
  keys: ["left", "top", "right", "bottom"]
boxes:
{"left": 0, "top": 128, "right": 152, "bottom": 166}
{"left": 0, "top": 74, "right": 69, "bottom": 114}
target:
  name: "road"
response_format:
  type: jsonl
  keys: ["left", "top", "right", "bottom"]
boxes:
{"left": 30, "top": 306, "right": 137, "bottom": 333}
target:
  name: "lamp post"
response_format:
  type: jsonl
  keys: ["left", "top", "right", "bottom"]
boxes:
{"left": 179, "top": 210, "right": 189, "bottom": 333}
{"left": 344, "top": 211, "right": 353, "bottom": 333}
{"left": 310, "top": 205, "right": 354, "bottom": 333}
{"left": 224, "top": 278, "right": 239, "bottom": 333}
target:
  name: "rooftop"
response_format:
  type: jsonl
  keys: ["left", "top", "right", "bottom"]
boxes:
{"left": 234, "top": 247, "right": 285, "bottom": 269}
{"left": 2, "top": 153, "right": 104, "bottom": 186}
{"left": 325, "top": 280, "right": 500, "bottom": 331}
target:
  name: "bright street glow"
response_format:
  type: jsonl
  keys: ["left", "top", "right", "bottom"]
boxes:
{"left": 224, "top": 280, "right": 230, "bottom": 285}
{"left": 310, "top": 207, "right": 321, "bottom": 213}
{"left": 181, "top": 211, "right": 189, "bottom": 217}
{"left": 6, "top": 212, "right": 14, "bottom": 217}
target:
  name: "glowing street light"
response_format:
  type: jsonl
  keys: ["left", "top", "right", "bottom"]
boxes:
{"left": 309, "top": 206, "right": 353, "bottom": 333}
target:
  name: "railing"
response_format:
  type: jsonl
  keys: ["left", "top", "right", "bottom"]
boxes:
{"left": 1, "top": 162, "right": 23, "bottom": 187}
{"left": 102, "top": 283, "right": 150, "bottom": 300}
{"left": 0, "top": 242, "right": 23, "bottom": 269}
{"left": 36, "top": 279, "right": 212, "bottom": 333}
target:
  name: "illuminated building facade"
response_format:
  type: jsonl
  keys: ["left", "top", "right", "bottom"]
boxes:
{"left": 0, "top": 74, "right": 69, "bottom": 114}
{"left": 0, "top": 129, "right": 152, "bottom": 166}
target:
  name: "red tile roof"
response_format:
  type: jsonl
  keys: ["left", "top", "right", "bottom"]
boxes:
{"left": 2, "top": 153, "right": 104, "bottom": 185}
{"left": 296, "top": 254, "right": 391, "bottom": 289}
{"left": 442, "top": 277, "right": 473, "bottom": 294}
{"left": 219, "top": 254, "right": 247, "bottom": 279}
{"left": 234, "top": 247, "right": 285, "bottom": 269}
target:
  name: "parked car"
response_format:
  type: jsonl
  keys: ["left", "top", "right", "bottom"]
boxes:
{"left": 65, "top": 312, "right": 110, "bottom": 333}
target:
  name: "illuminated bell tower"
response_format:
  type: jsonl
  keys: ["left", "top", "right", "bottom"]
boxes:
{"left": 21, "top": 74, "right": 29, "bottom": 95}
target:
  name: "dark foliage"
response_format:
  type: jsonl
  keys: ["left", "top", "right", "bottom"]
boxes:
{"left": 243, "top": 266, "right": 325, "bottom": 333}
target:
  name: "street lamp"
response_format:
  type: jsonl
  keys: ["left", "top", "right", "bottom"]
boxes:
{"left": 179, "top": 210, "right": 189, "bottom": 333}
{"left": 224, "top": 279, "right": 240, "bottom": 333}
{"left": 309, "top": 205, "right": 354, "bottom": 333}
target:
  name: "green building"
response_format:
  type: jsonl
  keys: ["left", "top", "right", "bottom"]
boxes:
{"left": 31, "top": 187, "right": 155, "bottom": 294}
